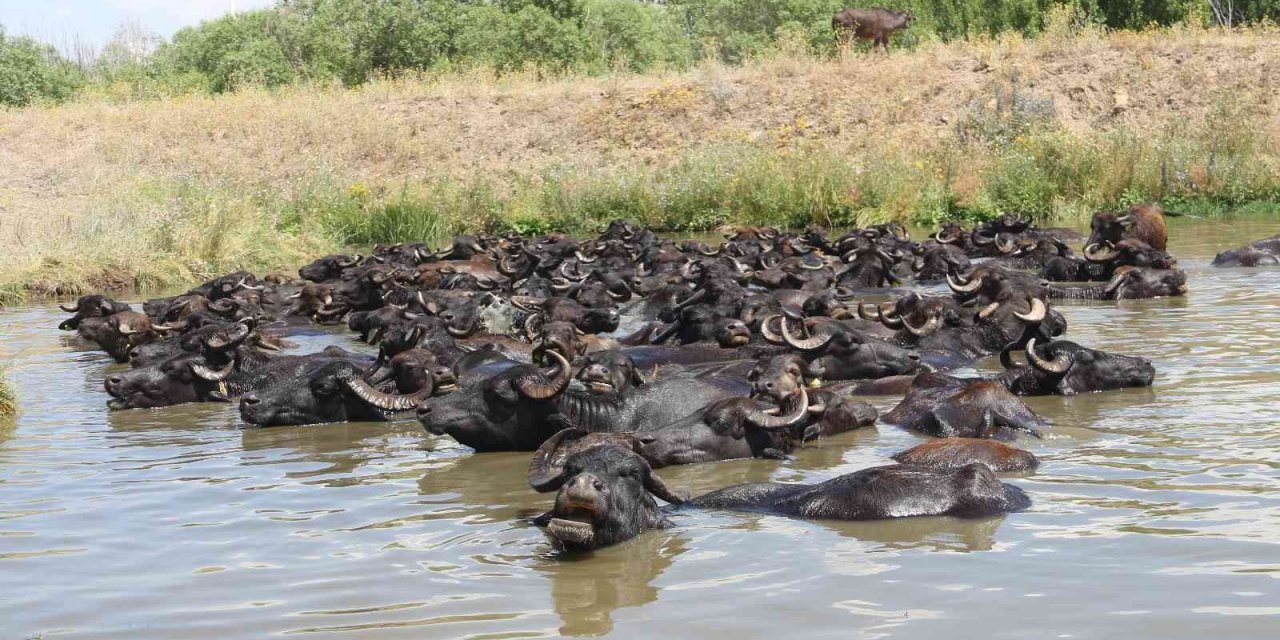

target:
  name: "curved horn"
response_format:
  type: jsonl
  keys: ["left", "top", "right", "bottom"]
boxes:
{"left": 512, "top": 349, "right": 571, "bottom": 400}
{"left": 781, "top": 319, "right": 832, "bottom": 351}
{"left": 343, "top": 374, "right": 435, "bottom": 411}
{"left": 524, "top": 313, "right": 544, "bottom": 343}
{"left": 875, "top": 303, "right": 905, "bottom": 329}
{"left": 995, "top": 235, "right": 1018, "bottom": 255}
{"left": 647, "top": 322, "right": 679, "bottom": 346}
{"left": 191, "top": 359, "right": 235, "bottom": 381}
{"left": 59, "top": 302, "right": 79, "bottom": 313}
{"left": 527, "top": 427, "right": 586, "bottom": 492}
{"left": 903, "top": 313, "right": 941, "bottom": 338}
{"left": 1014, "top": 298, "right": 1047, "bottom": 323}
{"left": 1103, "top": 270, "right": 1129, "bottom": 295}
{"left": 641, "top": 461, "right": 686, "bottom": 505}
{"left": 971, "top": 231, "right": 995, "bottom": 246}
{"left": 1084, "top": 242, "right": 1118, "bottom": 262}
{"left": 680, "top": 260, "right": 702, "bottom": 281}
{"left": 209, "top": 298, "right": 240, "bottom": 315}
{"left": 574, "top": 250, "right": 596, "bottom": 264}
{"left": 947, "top": 272, "right": 983, "bottom": 293}
{"left": 559, "top": 262, "right": 588, "bottom": 282}
{"left": 671, "top": 287, "right": 707, "bottom": 311}
{"left": 510, "top": 296, "right": 545, "bottom": 312}
{"left": 1025, "top": 337, "right": 1071, "bottom": 374}
{"left": 759, "top": 315, "right": 785, "bottom": 344}
{"left": 747, "top": 387, "right": 809, "bottom": 430}
{"left": 978, "top": 301, "right": 1002, "bottom": 319}
{"left": 336, "top": 254, "right": 361, "bottom": 268}
{"left": 999, "top": 342, "right": 1023, "bottom": 369}
{"left": 152, "top": 318, "right": 190, "bottom": 333}
{"left": 203, "top": 322, "right": 250, "bottom": 351}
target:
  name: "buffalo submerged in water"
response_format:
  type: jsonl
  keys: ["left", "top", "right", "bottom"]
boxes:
{"left": 57, "top": 212, "right": 1193, "bottom": 552}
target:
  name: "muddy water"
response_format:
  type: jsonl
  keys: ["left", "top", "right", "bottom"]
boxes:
{"left": 3, "top": 219, "right": 1280, "bottom": 639}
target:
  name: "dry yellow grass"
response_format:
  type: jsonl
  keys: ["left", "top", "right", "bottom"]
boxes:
{"left": 1, "top": 26, "right": 1279, "bottom": 300}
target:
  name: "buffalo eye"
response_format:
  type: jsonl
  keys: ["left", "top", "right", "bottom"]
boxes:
{"left": 313, "top": 380, "right": 341, "bottom": 397}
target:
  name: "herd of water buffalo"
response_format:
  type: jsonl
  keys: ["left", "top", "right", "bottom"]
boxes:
{"left": 56, "top": 206, "right": 1279, "bottom": 550}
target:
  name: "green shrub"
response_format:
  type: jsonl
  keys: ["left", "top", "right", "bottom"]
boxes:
{"left": 0, "top": 28, "right": 83, "bottom": 107}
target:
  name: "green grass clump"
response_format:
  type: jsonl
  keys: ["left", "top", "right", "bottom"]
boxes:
{"left": 0, "top": 365, "right": 16, "bottom": 419}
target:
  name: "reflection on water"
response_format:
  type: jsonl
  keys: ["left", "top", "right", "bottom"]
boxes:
{"left": 3, "top": 218, "right": 1280, "bottom": 638}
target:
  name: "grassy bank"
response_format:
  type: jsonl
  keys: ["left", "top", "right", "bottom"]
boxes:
{"left": 0, "top": 366, "right": 15, "bottom": 419}
{"left": 2, "top": 24, "right": 1279, "bottom": 303}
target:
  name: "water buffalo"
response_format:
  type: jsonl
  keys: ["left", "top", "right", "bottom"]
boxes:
{"left": 891, "top": 438, "right": 1040, "bottom": 472}
{"left": 530, "top": 442, "right": 1028, "bottom": 551}
{"left": 691, "top": 463, "right": 1030, "bottom": 521}
{"left": 764, "top": 317, "right": 927, "bottom": 380}
{"left": 1085, "top": 204, "right": 1170, "bottom": 253}
{"left": 1211, "top": 233, "right": 1280, "bottom": 267}
{"left": 882, "top": 372, "right": 1048, "bottom": 439}
{"left": 105, "top": 324, "right": 350, "bottom": 410}
{"left": 995, "top": 337, "right": 1155, "bottom": 396}
{"left": 832, "top": 7, "right": 914, "bottom": 51}
{"left": 77, "top": 310, "right": 162, "bottom": 363}
{"left": 239, "top": 359, "right": 432, "bottom": 427}
{"left": 57, "top": 295, "right": 132, "bottom": 331}
{"left": 530, "top": 441, "right": 686, "bottom": 551}
{"left": 416, "top": 350, "right": 748, "bottom": 451}
{"left": 633, "top": 389, "right": 876, "bottom": 467}
{"left": 1045, "top": 266, "right": 1187, "bottom": 300}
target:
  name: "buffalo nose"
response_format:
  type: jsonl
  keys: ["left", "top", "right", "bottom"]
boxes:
{"left": 106, "top": 375, "right": 122, "bottom": 387}
{"left": 241, "top": 394, "right": 260, "bottom": 406}
{"left": 567, "top": 473, "right": 605, "bottom": 495}
{"left": 908, "top": 354, "right": 921, "bottom": 361}
{"left": 417, "top": 405, "right": 432, "bottom": 417}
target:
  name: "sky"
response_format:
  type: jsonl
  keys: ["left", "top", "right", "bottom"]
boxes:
{"left": 0, "top": 0, "right": 275, "bottom": 52}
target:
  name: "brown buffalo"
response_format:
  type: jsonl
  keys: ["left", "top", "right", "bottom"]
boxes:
{"left": 832, "top": 7, "right": 914, "bottom": 51}
{"left": 1085, "top": 203, "right": 1169, "bottom": 253}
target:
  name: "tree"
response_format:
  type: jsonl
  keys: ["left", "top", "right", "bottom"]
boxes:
{"left": 0, "top": 27, "right": 83, "bottom": 107}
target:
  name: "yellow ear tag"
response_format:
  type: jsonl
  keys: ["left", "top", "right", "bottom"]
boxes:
{"left": 219, "top": 381, "right": 229, "bottom": 397}
{"left": 808, "top": 377, "right": 823, "bottom": 388}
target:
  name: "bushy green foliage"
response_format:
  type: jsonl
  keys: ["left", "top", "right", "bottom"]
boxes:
{"left": 7, "top": 1, "right": 1280, "bottom": 102}
{"left": 0, "top": 27, "right": 82, "bottom": 107}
